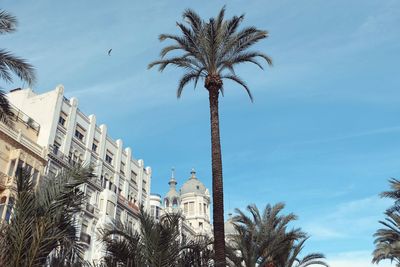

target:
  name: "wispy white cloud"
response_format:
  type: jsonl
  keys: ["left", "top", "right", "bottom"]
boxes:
{"left": 328, "top": 250, "right": 392, "bottom": 267}
{"left": 303, "top": 196, "right": 391, "bottom": 241}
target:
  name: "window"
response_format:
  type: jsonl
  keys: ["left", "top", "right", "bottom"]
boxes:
{"left": 203, "top": 203, "right": 206, "bottom": 214}
{"left": 184, "top": 203, "right": 188, "bottom": 214}
{"left": 59, "top": 112, "right": 67, "bottom": 126}
{"left": 105, "top": 150, "right": 113, "bottom": 164}
{"left": 25, "top": 163, "right": 33, "bottom": 175}
{"left": 199, "top": 203, "right": 202, "bottom": 214}
{"left": 7, "top": 159, "right": 16, "bottom": 176}
{"left": 81, "top": 220, "right": 88, "bottom": 233}
{"left": 131, "top": 171, "right": 137, "bottom": 184}
{"left": 5, "top": 197, "right": 14, "bottom": 222}
{"left": 120, "top": 162, "right": 125, "bottom": 175}
{"left": 0, "top": 196, "right": 6, "bottom": 219}
{"left": 106, "top": 200, "right": 115, "bottom": 215}
{"left": 32, "top": 170, "right": 39, "bottom": 187}
{"left": 74, "top": 124, "right": 85, "bottom": 141}
{"left": 86, "top": 188, "right": 93, "bottom": 204}
{"left": 156, "top": 206, "right": 160, "bottom": 219}
{"left": 128, "top": 185, "right": 137, "bottom": 202}
{"left": 116, "top": 207, "right": 122, "bottom": 221}
{"left": 15, "top": 160, "right": 24, "bottom": 177}
{"left": 53, "top": 141, "right": 61, "bottom": 155}
{"left": 189, "top": 202, "right": 194, "bottom": 215}
{"left": 173, "top": 198, "right": 178, "bottom": 207}
{"left": 118, "top": 179, "right": 124, "bottom": 195}
{"left": 199, "top": 222, "right": 203, "bottom": 229}
{"left": 92, "top": 139, "right": 98, "bottom": 153}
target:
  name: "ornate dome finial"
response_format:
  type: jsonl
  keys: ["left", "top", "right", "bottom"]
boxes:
{"left": 190, "top": 168, "right": 196, "bottom": 179}
{"left": 171, "top": 167, "right": 175, "bottom": 179}
{"left": 168, "top": 167, "right": 177, "bottom": 188}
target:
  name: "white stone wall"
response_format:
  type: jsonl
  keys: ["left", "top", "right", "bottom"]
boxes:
{"left": 7, "top": 86, "right": 152, "bottom": 262}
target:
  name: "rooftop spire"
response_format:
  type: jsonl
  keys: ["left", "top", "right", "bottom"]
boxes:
{"left": 168, "top": 167, "right": 177, "bottom": 188}
{"left": 190, "top": 168, "right": 196, "bottom": 179}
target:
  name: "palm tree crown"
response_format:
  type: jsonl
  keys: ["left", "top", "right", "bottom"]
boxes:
{"left": 0, "top": 10, "right": 36, "bottom": 124}
{"left": 148, "top": 6, "right": 272, "bottom": 99}
{"left": 227, "top": 203, "right": 328, "bottom": 267}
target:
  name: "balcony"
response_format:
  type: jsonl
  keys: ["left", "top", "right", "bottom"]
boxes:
{"left": 48, "top": 145, "right": 69, "bottom": 166}
{"left": 117, "top": 194, "right": 139, "bottom": 215}
{"left": 83, "top": 203, "right": 99, "bottom": 218}
{"left": 80, "top": 232, "right": 91, "bottom": 246}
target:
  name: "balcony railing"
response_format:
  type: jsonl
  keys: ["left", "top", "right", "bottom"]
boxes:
{"left": 117, "top": 194, "right": 139, "bottom": 214}
{"left": 80, "top": 232, "right": 91, "bottom": 245}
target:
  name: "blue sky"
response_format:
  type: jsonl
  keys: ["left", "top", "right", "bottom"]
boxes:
{"left": 2, "top": 1, "right": 400, "bottom": 266}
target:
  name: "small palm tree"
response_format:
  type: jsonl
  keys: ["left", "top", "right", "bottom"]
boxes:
{"left": 0, "top": 165, "right": 94, "bottom": 267}
{"left": 149, "top": 7, "right": 272, "bottom": 265}
{"left": 0, "top": 10, "right": 36, "bottom": 124}
{"left": 276, "top": 237, "right": 328, "bottom": 267}
{"left": 101, "top": 210, "right": 213, "bottom": 267}
{"left": 372, "top": 178, "right": 400, "bottom": 266}
{"left": 228, "top": 203, "right": 328, "bottom": 267}
{"left": 372, "top": 211, "right": 400, "bottom": 266}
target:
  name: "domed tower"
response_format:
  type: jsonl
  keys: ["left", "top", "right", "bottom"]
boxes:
{"left": 180, "top": 169, "right": 211, "bottom": 234}
{"left": 164, "top": 168, "right": 181, "bottom": 213}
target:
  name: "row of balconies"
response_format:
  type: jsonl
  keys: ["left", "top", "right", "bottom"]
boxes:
{"left": 117, "top": 194, "right": 140, "bottom": 214}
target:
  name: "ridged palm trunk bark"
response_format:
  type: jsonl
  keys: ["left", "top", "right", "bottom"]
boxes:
{"left": 206, "top": 75, "right": 226, "bottom": 266}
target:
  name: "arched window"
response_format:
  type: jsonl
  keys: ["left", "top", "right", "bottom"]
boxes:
{"left": 172, "top": 198, "right": 178, "bottom": 207}
{"left": 165, "top": 198, "right": 169, "bottom": 207}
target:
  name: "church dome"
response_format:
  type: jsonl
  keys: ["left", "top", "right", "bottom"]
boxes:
{"left": 180, "top": 169, "right": 207, "bottom": 195}
{"left": 224, "top": 216, "right": 237, "bottom": 236}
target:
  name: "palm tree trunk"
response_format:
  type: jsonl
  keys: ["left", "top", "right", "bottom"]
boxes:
{"left": 208, "top": 88, "right": 226, "bottom": 266}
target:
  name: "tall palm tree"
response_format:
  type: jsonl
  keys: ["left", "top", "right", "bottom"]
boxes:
{"left": 101, "top": 210, "right": 213, "bottom": 267}
{"left": 148, "top": 7, "right": 272, "bottom": 265}
{"left": 0, "top": 10, "right": 36, "bottom": 124}
{"left": 0, "top": 165, "right": 94, "bottom": 267}
{"left": 227, "top": 203, "right": 328, "bottom": 267}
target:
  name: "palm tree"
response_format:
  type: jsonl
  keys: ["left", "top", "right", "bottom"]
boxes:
{"left": 101, "top": 210, "right": 213, "bottom": 267}
{"left": 373, "top": 211, "right": 400, "bottom": 266}
{"left": 372, "top": 178, "right": 400, "bottom": 266}
{"left": 148, "top": 7, "right": 272, "bottom": 265}
{"left": 275, "top": 237, "right": 328, "bottom": 267}
{"left": 227, "top": 203, "right": 328, "bottom": 267}
{"left": 0, "top": 10, "right": 36, "bottom": 124}
{"left": 0, "top": 165, "right": 94, "bottom": 267}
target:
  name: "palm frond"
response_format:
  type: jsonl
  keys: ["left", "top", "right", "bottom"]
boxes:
{"left": 0, "top": 49, "right": 36, "bottom": 85}
{"left": 221, "top": 74, "right": 253, "bottom": 102}
{"left": 0, "top": 10, "right": 17, "bottom": 34}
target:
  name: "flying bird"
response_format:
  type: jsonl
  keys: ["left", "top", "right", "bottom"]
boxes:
{"left": 108, "top": 49, "right": 112, "bottom": 56}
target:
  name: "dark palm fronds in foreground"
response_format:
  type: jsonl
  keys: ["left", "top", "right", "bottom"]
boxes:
{"left": 101, "top": 210, "right": 213, "bottom": 267}
{"left": 227, "top": 203, "right": 328, "bottom": 267}
{"left": 373, "top": 178, "right": 400, "bottom": 266}
{"left": 0, "top": 165, "right": 94, "bottom": 267}
{"left": 0, "top": 9, "right": 36, "bottom": 125}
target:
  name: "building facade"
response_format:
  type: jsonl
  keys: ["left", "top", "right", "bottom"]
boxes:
{"left": 152, "top": 168, "right": 212, "bottom": 238}
{"left": 0, "top": 104, "right": 47, "bottom": 222}
{"left": 7, "top": 85, "right": 152, "bottom": 262}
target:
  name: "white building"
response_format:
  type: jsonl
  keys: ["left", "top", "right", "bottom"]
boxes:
{"left": 154, "top": 168, "right": 212, "bottom": 237}
{"left": 7, "top": 85, "right": 152, "bottom": 262}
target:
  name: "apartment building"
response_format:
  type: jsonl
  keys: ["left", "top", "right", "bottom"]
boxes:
{"left": 0, "top": 105, "right": 47, "bottom": 222}
{"left": 7, "top": 85, "right": 152, "bottom": 262}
